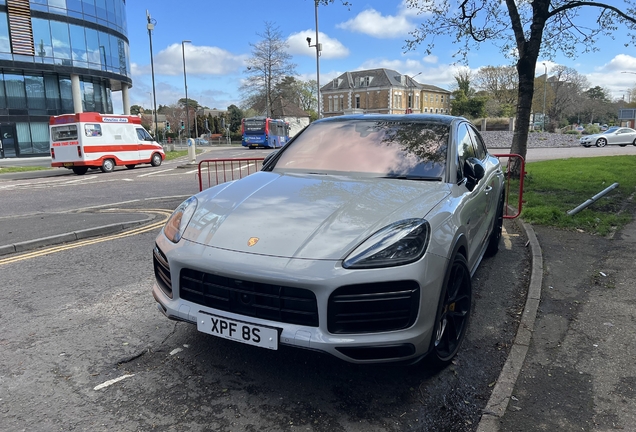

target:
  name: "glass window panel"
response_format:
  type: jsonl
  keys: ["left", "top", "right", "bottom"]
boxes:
{"left": 0, "top": 12, "right": 10, "bottom": 53}
{"left": 109, "top": 34, "right": 118, "bottom": 73}
{"left": 59, "top": 76, "right": 73, "bottom": 112}
{"left": 69, "top": 24, "right": 88, "bottom": 67}
{"left": 49, "top": 0, "right": 67, "bottom": 8}
{"left": 25, "top": 75, "right": 46, "bottom": 112}
{"left": 95, "top": 0, "right": 107, "bottom": 20}
{"left": 30, "top": 123, "right": 51, "bottom": 155}
{"left": 84, "top": 27, "right": 100, "bottom": 68}
{"left": 32, "top": 18, "right": 53, "bottom": 62}
{"left": 50, "top": 21, "right": 71, "bottom": 64}
{"left": 93, "top": 80, "right": 103, "bottom": 112}
{"left": 31, "top": 0, "right": 48, "bottom": 4}
{"left": 67, "top": 0, "right": 82, "bottom": 12}
{"left": 5, "top": 74, "right": 26, "bottom": 109}
{"left": 82, "top": 0, "right": 96, "bottom": 16}
{"left": 106, "top": 0, "right": 116, "bottom": 23}
{"left": 0, "top": 71, "right": 6, "bottom": 109}
{"left": 16, "top": 122, "right": 33, "bottom": 155}
{"left": 83, "top": 81, "right": 95, "bottom": 111}
{"left": 106, "top": 87, "right": 112, "bottom": 113}
{"left": 44, "top": 74, "right": 61, "bottom": 110}
{"left": 125, "top": 41, "right": 130, "bottom": 77}
{"left": 98, "top": 31, "right": 110, "bottom": 71}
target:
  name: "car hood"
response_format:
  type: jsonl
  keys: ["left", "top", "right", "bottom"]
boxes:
{"left": 181, "top": 171, "right": 450, "bottom": 260}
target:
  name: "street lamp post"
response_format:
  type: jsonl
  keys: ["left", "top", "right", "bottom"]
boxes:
{"left": 542, "top": 63, "right": 548, "bottom": 132}
{"left": 182, "top": 40, "right": 191, "bottom": 140}
{"left": 306, "top": 1, "right": 322, "bottom": 119}
{"left": 146, "top": 11, "right": 159, "bottom": 138}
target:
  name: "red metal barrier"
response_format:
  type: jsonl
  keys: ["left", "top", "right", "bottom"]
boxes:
{"left": 492, "top": 153, "right": 525, "bottom": 219}
{"left": 198, "top": 158, "right": 265, "bottom": 191}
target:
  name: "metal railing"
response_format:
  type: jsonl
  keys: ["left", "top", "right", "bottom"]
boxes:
{"left": 492, "top": 153, "right": 525, "bottom": 219}
{"left": 198, "top": 157, "right": 265, "bottom": 191}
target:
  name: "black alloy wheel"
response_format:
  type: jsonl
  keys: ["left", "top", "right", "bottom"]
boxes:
{"left": 430, "top": 254, "right": 472, "bottom": 365}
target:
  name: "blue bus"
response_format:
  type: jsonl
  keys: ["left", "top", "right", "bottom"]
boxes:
{"left": 241, "top": 117, "right": 289, "bottom": 149}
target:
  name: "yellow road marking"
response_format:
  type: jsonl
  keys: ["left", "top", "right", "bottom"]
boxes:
{"left": 0, "top": 210, "right": 172, "bottom": 266}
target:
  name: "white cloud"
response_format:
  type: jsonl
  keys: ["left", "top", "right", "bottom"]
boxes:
{"left": 286, "top": 30, "right": 350, "bottom": 59}
{"left": 133, "top": 43, "right": 247, "bottom": 77}
{"left": 337, "top": 9, "right": 413, "bottom": 39}
{"left": 423, "top": 55, "right": 438, "bottom": 64}
{"left": 583, "top": 54, "right": 636, "bottom": 99}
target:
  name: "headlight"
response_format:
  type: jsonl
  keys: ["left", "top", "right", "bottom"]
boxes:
{"left": 163, "top": 196, "right": 198, "bottom": 243}
{"left": 343, "top": 219, "right": 431, "bottom": 269}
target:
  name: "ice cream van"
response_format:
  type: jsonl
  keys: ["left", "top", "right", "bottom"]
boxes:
{"left": 49, "top": 112, "right": 165, "bottom": 175}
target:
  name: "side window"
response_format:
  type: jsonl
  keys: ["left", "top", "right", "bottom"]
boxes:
{"left": 467, "top": 125, "right": 487, "bottom": 160}
{"left": 84, "top": 124, "right": 102, "bottom": 137}
{"left": 456, "top": 124, "right": 476, "bottom": 181}
{"left": 136, "top": 128, "right": 151, "bottom": 141}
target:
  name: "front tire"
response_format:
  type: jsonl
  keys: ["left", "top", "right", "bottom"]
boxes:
{"left": 596, "top": 138, "right": 607, "bottom": 147}
{"left": 150, "top": 153, "right": 162, "bottom": 167}
{"left": 100, "top": 159, "right": 115, "bottom": 173}
{"left": 428, "top": 254, "right": 472, "bottom": 366}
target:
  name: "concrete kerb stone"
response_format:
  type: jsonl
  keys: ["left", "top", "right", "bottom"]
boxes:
{"left": 0, "top": 215, "right": 155, "bottom": 256}
{"left": 476, "top": 219, "right": 543, "bottom": 432}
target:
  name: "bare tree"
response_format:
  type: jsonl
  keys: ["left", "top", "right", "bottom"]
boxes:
{"left": 473, "top": 66, "right": 518, "bottom": 108}
{"left": 405, "top": 0, "right": 636, "bottom": 175}
{"left": 241, "top": 22, "right": 297, "bottom": 118}
{"left": 533, "top": 66, "right": 589, "bottom": 130}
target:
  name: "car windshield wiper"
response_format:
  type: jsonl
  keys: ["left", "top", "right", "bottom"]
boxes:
{"left": 380, "top": 175, "right": 442, "bottom": 181}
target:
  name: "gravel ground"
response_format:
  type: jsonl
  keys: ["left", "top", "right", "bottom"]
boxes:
{"left": 481, "top": 131, "right": 580, "bottom": 148}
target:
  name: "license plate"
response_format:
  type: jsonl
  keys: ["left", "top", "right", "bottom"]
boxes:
{"left": 197, "top": 312, "right": 279, "bottom": 350}
{"left": 63, "top": 162, "right": 73, "bottom": 167}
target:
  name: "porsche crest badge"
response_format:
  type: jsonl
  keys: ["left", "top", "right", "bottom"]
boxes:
{"left": 247, "top": 237, "right": 259, "bottom": 247}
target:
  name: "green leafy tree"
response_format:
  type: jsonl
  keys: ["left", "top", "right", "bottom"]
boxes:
{"left": 227, "top": 105, "right": 243, "bottom": 133}
{"left": 406, "top": 0, "right": 636, "bottom": 175}
{"left": 130, "top": 104, "right": 144, "bottom": 115}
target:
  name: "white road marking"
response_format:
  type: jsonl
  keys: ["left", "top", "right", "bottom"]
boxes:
{"left": 137, "top": 168, "right": 175, "bottom": 178}
{"left": 503, "top": 226, "right": 513, "bottom": 250}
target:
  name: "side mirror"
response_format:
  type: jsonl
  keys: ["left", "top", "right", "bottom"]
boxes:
{"left": 464, "top": 157, "right": 485, "bottom": 191}
{"left": 262, "top": 150, "right": 278, "bottom": 170}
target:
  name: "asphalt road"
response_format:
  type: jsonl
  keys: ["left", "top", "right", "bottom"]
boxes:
{"left": 1, "top": 148, "right": 530, "bottom": 431}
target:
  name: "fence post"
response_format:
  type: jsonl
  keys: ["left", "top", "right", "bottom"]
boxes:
{"left": 481, "top": 118, "right": 487, "bottom": 131}
{"left": 509, "top": 117, "right": 515, "bottom": 131}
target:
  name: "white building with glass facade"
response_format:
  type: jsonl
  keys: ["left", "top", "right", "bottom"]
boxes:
{"left": 0, "top": 0, "right": 132, "bottom": 158}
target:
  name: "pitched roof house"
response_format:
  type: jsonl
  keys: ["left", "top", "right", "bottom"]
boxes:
{"left": 320, "top": 68, "right": 451, "bottom": 117}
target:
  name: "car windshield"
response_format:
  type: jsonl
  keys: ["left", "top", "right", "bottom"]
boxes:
{"left": 272, "top": 119, "right": 448, "bottom": 179}
{"left": 606, "top": 127, "right": 620, "bottom": 134}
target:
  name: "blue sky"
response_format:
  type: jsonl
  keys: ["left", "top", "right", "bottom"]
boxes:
{"left": 116, "top": 0, "right": 636, "bottom": 113}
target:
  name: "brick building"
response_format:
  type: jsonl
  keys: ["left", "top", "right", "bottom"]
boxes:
{"left": 320, "top": 68, "right": 451, "bottom": 118}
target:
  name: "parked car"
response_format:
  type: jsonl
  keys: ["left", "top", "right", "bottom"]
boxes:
{"left": 580, "top": 126, "right": 636, "bottom": 147}
{"left": 194, "top": 138, "right": 209, "bottom": 146}
{"left": 152, "top": 114, "right": 505, "bottom": 365}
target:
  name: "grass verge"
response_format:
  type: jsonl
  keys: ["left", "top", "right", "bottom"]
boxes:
{"left": 164, "top": 149, "right": 203, "bottom": 161}
{"left": 508, "top": 155, "right": 635, "bottom": 236}
{"left": 0, "top": 166, "right": 52, "bottom": 173}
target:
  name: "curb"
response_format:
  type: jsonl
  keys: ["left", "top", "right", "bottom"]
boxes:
{"left": 476, "top": 220, "right": 543, "bottom": 432}
{"left": 0, "top": 216, "right": 154, "bottom": 256}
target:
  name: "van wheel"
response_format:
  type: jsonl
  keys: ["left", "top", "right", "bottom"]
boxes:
{"left": 126, "top": 164, "right": 136, "bottom": 170}
{"left": 151, "top": 153, "right": 162, "bottom": 167}
{"left": 72, "top": 167, "right": 88, "bottom": 175}
{"left": 100, "top": 159, "right": 115, "bottom": 173}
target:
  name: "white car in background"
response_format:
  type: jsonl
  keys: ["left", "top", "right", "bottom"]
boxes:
{"left": 580, "top": 126, "right": 636, "bottom": 147}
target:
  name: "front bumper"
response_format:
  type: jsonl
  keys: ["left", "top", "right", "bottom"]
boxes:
{"left": 152, "top": 235, "right": 449, "bottom": 364}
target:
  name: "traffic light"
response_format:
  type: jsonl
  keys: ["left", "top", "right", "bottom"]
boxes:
{"left": 165, "top": 121, "right": 170, "bottom": 130}
{"left": 180, "top": 120, "right": 185, "bottom": 129}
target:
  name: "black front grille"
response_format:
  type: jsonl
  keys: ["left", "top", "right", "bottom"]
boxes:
{"left": 328, "top": 281, "right": 420, "bottom": 334}
{"left": 179, "top": 269, "right": 319, "bottom": 327}
{"left": 153, "top": 245, "right": 172, "bottom": 298}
